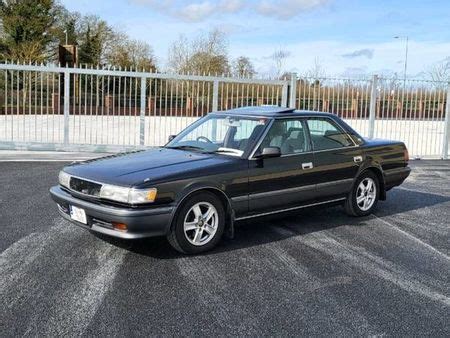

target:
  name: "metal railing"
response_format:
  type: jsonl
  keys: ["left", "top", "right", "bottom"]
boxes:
{"left": 0, "top": 63, "right": 448, "bottom": 158}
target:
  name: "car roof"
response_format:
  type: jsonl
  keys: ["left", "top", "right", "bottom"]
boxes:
{"left": 211, "top": 106, "right": 335, "bottom": 118}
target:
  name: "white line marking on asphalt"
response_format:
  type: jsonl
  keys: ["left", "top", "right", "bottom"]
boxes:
{"left": 302, "top": 232, "right": 450, "bottom": 306}
{"left": 1, "top": 219, "right": 125, "bottom": 336}
{"left": 41, "top": 245, "right": 125, "bottom": 336}
{"left": 371, "top": 214, "right": 450, "bottom": 261}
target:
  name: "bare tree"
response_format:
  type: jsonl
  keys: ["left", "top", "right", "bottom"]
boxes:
{"left": 428, "top": 57, "right": 450, "bottom": 83}
{"left": 106, "top": 39, "right": 156, "bottom": 71}
{"left": 304, "top": 57, "right": 325, "bottom": 79}
{"left": 167, "top": 35, "right": 191, "bottom": 73}
{"left": 232, "top": 56, "right": 256, "bottom": 78}
{"left": 168, "top": 29, "right": 230, "bottom": 75}
{"left": 271, "top": 49, "right": 290, "bottom": 78}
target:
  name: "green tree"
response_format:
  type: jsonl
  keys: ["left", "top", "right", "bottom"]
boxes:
{"left": 77, "top": 16, "right": 116, "bottom": 66}
{"left": 78, "top": 25, "right": 102, "bottom": 65}
{"left": 0, "top": 0, "right": 56, "bottom": 62}
{"left": 52, "top": 5, "right": 80, "bottom": 46}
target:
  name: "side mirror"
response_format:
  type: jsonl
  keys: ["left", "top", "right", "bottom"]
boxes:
{"left": 259, "top": 147, "right": 281, "bottom": 158}
{"left": 168, "top": 134, "right": 177, "bottom": 142}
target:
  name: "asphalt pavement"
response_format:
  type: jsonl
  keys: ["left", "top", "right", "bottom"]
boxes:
{"left": 1, "top": 158, "right": 449, "bottom": 336}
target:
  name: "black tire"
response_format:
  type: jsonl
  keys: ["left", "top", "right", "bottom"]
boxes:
{"left": 345, "top": 171, "right": 380, "bottom": 217}
{"left": 167, "top": 192, "right": 226, "bottom": 254}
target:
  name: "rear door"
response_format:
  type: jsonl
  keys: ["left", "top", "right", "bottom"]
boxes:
{"left": 246, "top": 118, "right": 316, "bottom": 215}
{"left": 306, "top": 117, "right": 362, "bottom": 199}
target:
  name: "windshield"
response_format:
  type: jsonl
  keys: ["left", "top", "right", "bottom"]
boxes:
{"left": 166, "top": 114, "right": 269, "bottom": 156}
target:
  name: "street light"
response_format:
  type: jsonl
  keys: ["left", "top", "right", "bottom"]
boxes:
{"left": 394, "top": 36, "right": 409, "bottom": 82}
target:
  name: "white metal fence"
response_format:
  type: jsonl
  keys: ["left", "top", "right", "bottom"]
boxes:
{"left": 0, "top": 63, "right": 448, "bottom": 159}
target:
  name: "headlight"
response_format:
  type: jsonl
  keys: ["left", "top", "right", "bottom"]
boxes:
{"left": 59, "top": 171, "right": 71, "bottom": 188}
{"left": 129, "top": 188, "right": 158, "bottom": 204}
{"left": 99, "top": 184, "right": 157, "bottom": 204}
{"left": 99, "top": 184, "right": 130, "bottom": 203}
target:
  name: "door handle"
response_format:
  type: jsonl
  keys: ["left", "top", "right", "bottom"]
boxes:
{"left": 353, "top": 156, "right": 363, "bottom": 163}
{"left": 302, "top": 162, "right": 314, "bottom": 170}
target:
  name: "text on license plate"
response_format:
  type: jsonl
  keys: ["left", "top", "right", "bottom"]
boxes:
{"left": 70, "top": 205, "right": 87, "bottom": 224}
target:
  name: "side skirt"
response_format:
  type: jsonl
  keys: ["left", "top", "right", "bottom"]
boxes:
{"left": 234, "top": 197, "right": 346, "bottom": 221}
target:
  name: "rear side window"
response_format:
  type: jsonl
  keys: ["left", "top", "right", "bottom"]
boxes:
{"left": 307, "top": 118, "right": 354, "bottom": 151}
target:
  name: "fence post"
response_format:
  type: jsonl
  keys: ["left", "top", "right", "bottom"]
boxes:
{"left": 368, "top": 74, "right": 378, "bottom": 139}
{"left": 212, "top": 80, "right": 219, "bottom": 111}
{"left": 442, "top": 83, "right": 450, "bottom": 159}
{"left": 63, "top": 70, "right": 70, "bottom": 144}
{"left": 281, "top": 81, "right": 288, "bottom": 107}
{"left": 140, "top": 77, "right": 146, "bottom": 146}
{"left": 289, "top": 72, "right": 297, "bottom": 108}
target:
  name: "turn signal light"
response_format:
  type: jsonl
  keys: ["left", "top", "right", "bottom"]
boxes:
{"left": 147, "top": 189, "right": 157, "bottom": 202}
{"left": 112, "top": 222, "right": 128, "bottom": 232}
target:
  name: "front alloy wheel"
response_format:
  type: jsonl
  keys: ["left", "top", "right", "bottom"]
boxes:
{"left": 183, "top": 202, "right": 219, "bottom": 246}
{"left": 167, "top": 192, "right": 225, "bottom": 254}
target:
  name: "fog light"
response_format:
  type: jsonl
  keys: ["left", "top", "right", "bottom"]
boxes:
{"left": 112, "top": 222, "right": 128, "bottom": 232}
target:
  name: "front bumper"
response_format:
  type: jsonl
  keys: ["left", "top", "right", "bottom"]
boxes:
{"left": 49, "top": 186, "right": 174, "bottom": 239}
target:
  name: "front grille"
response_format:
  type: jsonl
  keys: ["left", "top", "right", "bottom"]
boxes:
{"left": 69, "top": 177, "right": 102, "bottom": 197}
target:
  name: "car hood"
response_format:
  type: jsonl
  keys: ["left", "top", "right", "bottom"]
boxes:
{"left": 64, "top": 148, "right": 239, "bottom": 187}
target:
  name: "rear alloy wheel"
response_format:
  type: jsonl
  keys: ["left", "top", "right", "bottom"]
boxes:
{"left": 356, "top": 178, "right": 377, "bottom": 211}
{"left": 167, "top": 192, "right": 225, "bottom": 254}
{"left": 345, "top": 171, "right": 379, "bottom": 216}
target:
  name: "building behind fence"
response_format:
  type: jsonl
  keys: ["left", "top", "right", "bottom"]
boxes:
{"left": 0, "top": 63, "right": 448, "bottom": 158}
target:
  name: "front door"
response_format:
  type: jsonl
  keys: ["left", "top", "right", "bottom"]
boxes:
{"left": 247, "top": 118, "right": 317, "bottom": 215}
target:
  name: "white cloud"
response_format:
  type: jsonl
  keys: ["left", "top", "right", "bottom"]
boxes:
{"left": 178, "top": 2, "right": 216, "bottom": 22}
{"left": 220, "top": 0, "right": 245, "bottom": 13}
{"left": 257, "top": 0, "right": 330, "bottom": 19}
{"left": 175, "top": 0, "right": 245, "bottom": 22}
{"left": 131, "top": 0, "right": 330, "bottom": 22}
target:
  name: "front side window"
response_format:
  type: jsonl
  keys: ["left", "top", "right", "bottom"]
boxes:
{"left": 306, "top": 118, "right": 354, "bottom": 151}
{"left": 166, "top": 115, "right": 268, "bottom": 156}
{"left": 258, "top": 119, "right": 310, "bottom": 155}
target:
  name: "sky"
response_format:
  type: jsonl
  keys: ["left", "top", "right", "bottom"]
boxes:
{"left": 60, "top": 0, "right": 450, "bottom": 77}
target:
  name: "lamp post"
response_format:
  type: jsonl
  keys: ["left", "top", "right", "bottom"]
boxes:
{"left": 394, "top": 36, "right": 409, "bottom": 82}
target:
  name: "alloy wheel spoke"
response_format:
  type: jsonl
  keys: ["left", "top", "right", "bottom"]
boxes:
{"left": 203, "top": 207, "right": 215, "bottom": 223}
{"left": 193, "top": 228, "right": 203, "bottom": 243}
{"left": 203, "top": 224, "right": 215, "bottom": 235}
{"left": 366, "top": 180, "right": 373, "bottom": 192}
{"left": 357, "top": 194, "right": 365, "bottom": 204}
{"left": 358, "top": 183, "right": 365, "bottom": 192}
{"left": 364, "top": 197, "right": 371, "bottom": 209}
{"left": 184, "top": 222, "right": 197, "bottom": 231}
{"left": 192, "top": 205, "right": 202, "bottom": 220}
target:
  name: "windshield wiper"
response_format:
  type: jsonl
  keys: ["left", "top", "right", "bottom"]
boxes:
{"left": 166, "top": 145, "right": 204, "bottom": 151}
{"left": 213, "top": 148, "right": 244, "bottom": 156}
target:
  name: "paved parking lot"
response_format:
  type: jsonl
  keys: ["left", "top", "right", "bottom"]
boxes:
{"left": 1, "top": 158, "right": 449, "bottom": 336}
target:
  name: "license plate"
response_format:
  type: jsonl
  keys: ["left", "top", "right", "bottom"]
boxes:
{"left": 70, "top": 205, "right": 87, "bottom": 224}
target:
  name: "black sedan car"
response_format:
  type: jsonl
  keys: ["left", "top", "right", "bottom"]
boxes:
{"left": 50, "top": 106, "right": 410, "bottom": 253}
